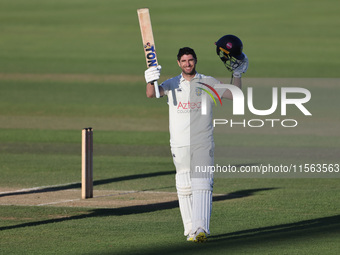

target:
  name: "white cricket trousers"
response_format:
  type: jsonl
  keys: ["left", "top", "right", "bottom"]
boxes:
{"left": 171, "top": 142, "right": 214, "bottom": 236}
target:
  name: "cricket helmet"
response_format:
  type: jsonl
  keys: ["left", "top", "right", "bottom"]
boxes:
{"left": 215, "top": 34, "right": 245, "bottom": 72}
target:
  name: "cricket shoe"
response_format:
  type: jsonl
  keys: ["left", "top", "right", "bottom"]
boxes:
{"left": 186, "top": 234, "right": 195, "bottom": 242}
{"left": 193, "top": 228, "right": 207, "bottom": 243}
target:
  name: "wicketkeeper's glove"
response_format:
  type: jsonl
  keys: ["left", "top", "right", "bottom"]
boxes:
{"left": 144, "top": 65, "right": 162, "bottom": 83}
{"left": 233, "top": 53, "right": 248, "bottom": 78}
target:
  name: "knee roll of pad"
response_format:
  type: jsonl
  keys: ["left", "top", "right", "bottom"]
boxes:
{"left": 176, "top": 171, "right": 192, "bottom": 196}
{"left": 191, "top": 178, "right": 213, "bottom": 192}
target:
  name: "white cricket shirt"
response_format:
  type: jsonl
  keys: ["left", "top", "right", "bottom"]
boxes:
{"left": 160, "top": 73, "right": 226, "bottom": 148}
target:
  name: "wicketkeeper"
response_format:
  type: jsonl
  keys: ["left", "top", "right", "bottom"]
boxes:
{"left": 144, "top": 35, "right": 248, "bottom": 242}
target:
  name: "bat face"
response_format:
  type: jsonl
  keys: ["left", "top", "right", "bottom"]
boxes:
{"left": 144, "top": 42, "right": 157, "bottom": 67}
{"left": 137, "top": 8, "right": 158, "bottom": 68}
{"left": 137, "top": 8, "right": 161, "bottom": 98}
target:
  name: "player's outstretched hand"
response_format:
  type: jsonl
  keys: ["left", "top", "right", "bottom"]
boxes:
{"left": 233, "top": 53, "right": 248, "bottom": 78}
{"left": 144, "top": 65, "right": 162, "bottom": 83}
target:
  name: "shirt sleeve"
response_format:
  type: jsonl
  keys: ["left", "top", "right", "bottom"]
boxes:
{"left": 160, "top": 80, "right": 170, "bottom": 96}
{"left": 209, "top": 77, "right": 227, "bottom": 99}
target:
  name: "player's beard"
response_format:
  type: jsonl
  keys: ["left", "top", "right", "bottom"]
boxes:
{"left": 182, "top": 66, "right": 196, "bottom": 76}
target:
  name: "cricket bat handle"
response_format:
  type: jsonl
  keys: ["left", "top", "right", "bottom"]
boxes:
{"left": 154, "top": 80, "right": 160, "bottom": 98}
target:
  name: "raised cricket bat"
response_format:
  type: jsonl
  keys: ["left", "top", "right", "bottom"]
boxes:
{"left": 137, "top": 8, "right": 160, "bottom": 98}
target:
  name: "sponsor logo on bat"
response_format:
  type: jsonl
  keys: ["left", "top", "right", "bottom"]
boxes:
{"left": 144, "top": 42, "right": 157, "bottom": 67}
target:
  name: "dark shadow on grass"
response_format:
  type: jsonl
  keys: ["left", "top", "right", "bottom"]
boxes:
{"left": 213, "top": 187, "right": 276, "bottom": 201}
{"left": 0, "top": 187, "right": 274, "bottom": 231}
{"left": 2, "top": 212, "right": 338, "bottom": 254}
{"left": 112, "top": 214, "right": 340, "bottom": 255}
{"left": 0, "top": 162, "right": 261, "bottom": 198}
{"left": 0, "top": 170, "right": 176, "bottom": 198}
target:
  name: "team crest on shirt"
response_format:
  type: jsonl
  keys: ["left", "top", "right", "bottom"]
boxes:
{"left": 195, "top": 87, "right": 202, "bottom": 96}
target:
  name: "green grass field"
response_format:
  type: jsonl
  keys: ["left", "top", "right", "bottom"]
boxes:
{"left": 0, "top": 0, "right": 339, "bottom": 254}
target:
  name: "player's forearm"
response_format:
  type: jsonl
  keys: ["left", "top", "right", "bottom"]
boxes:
{"left": 146, "top": 83, "right": 156, "bottom": 98}
{"left": 221, "top": 77, "right": 242, "bottom": 100}
{"left": 146, "top": 83, "right": 164, "bottom": 98}
{"left": 233, "top": 76, "right": 242, "bottom": 89}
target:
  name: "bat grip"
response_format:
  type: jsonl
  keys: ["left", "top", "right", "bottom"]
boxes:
{"left": 154, "top": 80, "right": 160, "bottom": 98}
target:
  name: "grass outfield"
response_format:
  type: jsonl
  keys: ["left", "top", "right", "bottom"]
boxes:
{"left": 0, "top": 0, "right": 340, "bottom": 254}
{"left": 1, "top": 78, "right": 339, "bottom": 254}
{"left": 0, "top": 0, "right": 339, "bottom": 78}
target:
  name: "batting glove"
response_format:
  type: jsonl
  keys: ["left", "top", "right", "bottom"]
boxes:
{"left": 233, "top": 53, "right": 248, "bottom": 78}
{"left": 144, "top": 65, "right": 162, "bottom": 83}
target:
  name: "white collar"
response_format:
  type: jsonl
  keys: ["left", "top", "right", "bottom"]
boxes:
{"left": 180, "top": 72, "right": 199, "bottom": 82}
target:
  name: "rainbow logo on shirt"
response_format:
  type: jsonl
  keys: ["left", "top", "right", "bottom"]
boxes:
{"left": 197, "top": 82, "right": 223, "bottom": 106}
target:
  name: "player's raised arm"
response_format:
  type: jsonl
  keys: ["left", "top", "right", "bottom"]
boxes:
{"left": 214, "top": 34, "right": 248, "bottom": 99}
{"left": 145, "top": 66, "right": 164, "bottom": 98}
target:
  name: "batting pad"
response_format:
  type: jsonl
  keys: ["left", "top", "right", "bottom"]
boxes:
{"left": 176, "top": 171, "right": 193, "bottom": 236}
{"left": 191, "top": 178, "right": 213, "bottom": 235}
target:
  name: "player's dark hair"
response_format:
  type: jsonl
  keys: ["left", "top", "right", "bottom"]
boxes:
{"left": 177, "top": 47, "right": 197, "bottom": 61}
